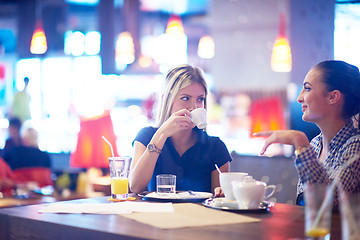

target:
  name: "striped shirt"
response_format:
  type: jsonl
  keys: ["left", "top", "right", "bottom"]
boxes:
{"left": 296, "top": 121, "right": 360, "bottom": 206}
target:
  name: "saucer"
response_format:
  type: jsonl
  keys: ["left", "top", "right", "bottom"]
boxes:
{"left": 202, "top": 198, "right": 273, "bottom": 213}
{"left": 138, "top": 191, "right": 213, "bottom": 203}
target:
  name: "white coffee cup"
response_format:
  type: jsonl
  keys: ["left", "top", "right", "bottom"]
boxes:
{"left": 190, "top": 108, "right": 207, "bottom": 129}
{"left": 232, "top": 180, "right": 276, "bottom": 209}
{"left": 219, "top": 172, "right": 249, "bottom": 200}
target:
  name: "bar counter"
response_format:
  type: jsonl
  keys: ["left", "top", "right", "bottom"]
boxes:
{"left": 0, "top": 196, "right": 341, "bottom": 240}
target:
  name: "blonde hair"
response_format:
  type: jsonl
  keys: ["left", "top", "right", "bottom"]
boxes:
{"left": 156, "top": 64, "right": 208, "bottom": 127}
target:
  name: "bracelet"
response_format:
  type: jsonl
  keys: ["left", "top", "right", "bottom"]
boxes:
{"left": 295, "top": 145, "right": 310, "bottom": 157}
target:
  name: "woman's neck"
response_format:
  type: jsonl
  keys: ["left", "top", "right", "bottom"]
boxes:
{"left": 318, "top": 118, "right": 347, "bottom": 150}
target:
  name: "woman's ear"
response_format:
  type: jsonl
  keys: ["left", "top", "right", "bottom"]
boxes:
{"left": 328, "top": 90, "right": 342, "bottom": 105}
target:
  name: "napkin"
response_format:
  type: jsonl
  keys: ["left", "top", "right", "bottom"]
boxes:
{"left": 39, "top": 202, "right": 174, "bottom": 214}
{"left": 121, "top": 203, "right": 261, "bottom": 229}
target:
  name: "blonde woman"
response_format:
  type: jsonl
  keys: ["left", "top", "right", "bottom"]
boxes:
{"left": 129, "top": 64, "right": 231, "bottom": 194}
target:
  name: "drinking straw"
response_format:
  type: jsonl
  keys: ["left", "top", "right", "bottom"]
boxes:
{"left": 215, "top": 164, "right": 222, "bottom": 174}
{"left": 102, "top": 136, "right": 115, "bottom": 158}
{"left": 311, "top": 153, "right": 359, "bottom": 230}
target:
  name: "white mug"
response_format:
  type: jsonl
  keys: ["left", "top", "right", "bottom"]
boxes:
{"left": 232, "top": 180, "right": 276, "bottom": 209}
{"left": 219, "top": 172, "right": 249, "bottom": 200}
{"left": 190, "top": 108, "right": 207, "bottom": 129}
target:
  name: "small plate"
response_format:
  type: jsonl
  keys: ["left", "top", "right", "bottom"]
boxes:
{"left": 138, "top": 191, "right": 213, "bottom": 203}
{"left": 202, "top": 198, "right": 273, "bottom": 213}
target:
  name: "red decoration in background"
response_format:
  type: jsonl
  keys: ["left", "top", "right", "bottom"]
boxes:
{"left": 0, "top": 64, "right": 5, "bottom": 83}
{"left": 70, "top": 111, "right": 118, "bottom": 168}
{"left": 250, "top": 96, "right": 286, "bottom": 136}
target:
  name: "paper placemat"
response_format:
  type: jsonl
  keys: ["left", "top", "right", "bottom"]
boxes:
{"left": 120, "top": 203, "right": 261, "bottom": 229}
{"left": 38, "top": 202, "right": 174, "bottom": 215}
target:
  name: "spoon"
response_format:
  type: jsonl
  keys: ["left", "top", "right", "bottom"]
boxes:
{"left": 215, "top": 164, "right": 222, "bottom": 174}
{"left": 188, "top": 190, "right": 196, "bottom": 196}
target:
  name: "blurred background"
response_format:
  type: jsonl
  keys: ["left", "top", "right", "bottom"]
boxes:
{"left": 0, "top": 0, "right": 359, "bottom": 203}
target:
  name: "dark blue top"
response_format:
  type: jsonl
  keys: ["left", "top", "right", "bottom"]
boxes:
{"left": 3, "top": 146, "right": 51, "bottom": 170}
{"left": 133, "top": 127, "right": 232, "bottom": 192}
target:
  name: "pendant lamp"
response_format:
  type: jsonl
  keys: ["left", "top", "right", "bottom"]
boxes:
{"left": 154, "top": 14, "right": 187, "bottom": 70}
{"left": 165, "top": 15, "right": 184, "bottom": 35}
{"left": 30, "top": 21, "right": 47, "bottom": 54}
{"left": 271, "top": 13, "right": 292, "bottom": 72}
{"left": 30, "top": 0, "right": 47, "bottom": 55}
{"left": 115, "top": 31, "right": 135, "bottom": 65}
{"left": 198, "top": 35, "right": 215, "bottom": 59}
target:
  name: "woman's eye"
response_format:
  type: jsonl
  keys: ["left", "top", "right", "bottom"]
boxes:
{"left": 304, "top": 87, "right": 311, "bottom": 92}
{"left": 197, "top": 97, "right": 205, "bottom": 102}
{"left": 181, "top": 96, "right": 189, "bottom": 101}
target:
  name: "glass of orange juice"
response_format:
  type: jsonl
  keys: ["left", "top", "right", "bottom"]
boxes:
{"left": 304, "top": 183, "right": 333, "bottom": 240}
{"left": 109, "top": 156, "right": 131, "bottom": 200}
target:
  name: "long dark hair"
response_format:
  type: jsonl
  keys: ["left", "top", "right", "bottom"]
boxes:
{"left": 313, "top": 60, "right": 360, "bottom": 127}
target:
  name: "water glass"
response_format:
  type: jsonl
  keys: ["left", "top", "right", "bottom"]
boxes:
{"left": 156, "top": 174, "right": 176, "bottom": 195}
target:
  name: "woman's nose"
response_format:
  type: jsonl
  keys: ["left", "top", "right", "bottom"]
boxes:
{"left": 297, "top": 91, "right": 304, "bottom": 103}
{"left": 189, "top": 100, "right": 198, "bottom": 111}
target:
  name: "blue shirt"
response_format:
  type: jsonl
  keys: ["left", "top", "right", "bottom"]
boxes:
{"left": 133, "top": 127, "right": 232, "bottom": 192}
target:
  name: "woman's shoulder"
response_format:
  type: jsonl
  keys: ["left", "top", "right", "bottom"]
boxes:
{"left": 337, "top": 128, "right": 360, "bottom": 156}
{"left": 137, "top": 126, "right": 158, "bottom": 135}
{"left": 344, "top": 131, "right": 360, "bottom": 145}
{"left": 133, "top": 126, "right": 158, "bottom": 145}
{"left": 342, "top": 121, "right": 360, "bottom": 142}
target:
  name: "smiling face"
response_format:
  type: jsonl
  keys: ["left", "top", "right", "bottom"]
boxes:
{"left": 170, "top": 82, "right": 206, "bottom": 114}
{"left": 297, "top": 69, "right": 333, "bottom": 123}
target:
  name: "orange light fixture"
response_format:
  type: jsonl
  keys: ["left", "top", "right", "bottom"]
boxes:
{"left": 165, "top": 15, "right": 184, "bottom": 35}
{"left": 30, "top": 21, "right": 48, "bottom": 54}
{"left": 271, "top": 14, "right": 292, "bottom": 72}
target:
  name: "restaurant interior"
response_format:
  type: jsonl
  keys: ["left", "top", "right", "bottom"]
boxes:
{"left": 0, "top": 0, "right": 359, "bottom": 206}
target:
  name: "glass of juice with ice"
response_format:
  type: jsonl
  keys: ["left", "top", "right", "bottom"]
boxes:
{"left": 109, "top": 156, "right": 131, "bottom": 200}
{"left": 304, "top": 183, "right": 333, "bottom": 240}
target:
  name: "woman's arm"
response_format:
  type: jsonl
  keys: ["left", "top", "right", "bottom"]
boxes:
{"left": 129, "top": 109, "right": 193, "bottom": 193}
{"left": 295, "top": 142, "right": 360, "bottom": 207}
{"left": 253, "top": 130, "right": 310, "bottom": 155}
{"left": 129, "top": 133, "right": 167, "bottom": 193}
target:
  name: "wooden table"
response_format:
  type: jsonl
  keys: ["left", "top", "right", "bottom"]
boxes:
{"left": 0, "top": 195, "right": 57, "bottom": 208}
{"left": 0, "top": 192, "right": 104, "bottom": 208}
{"left": 0, "top": 196, "right": 341, "bottom": 240}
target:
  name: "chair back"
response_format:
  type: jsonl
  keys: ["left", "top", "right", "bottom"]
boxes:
{"left": 13, "top": 167, "right": 53, "bottom": 187}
